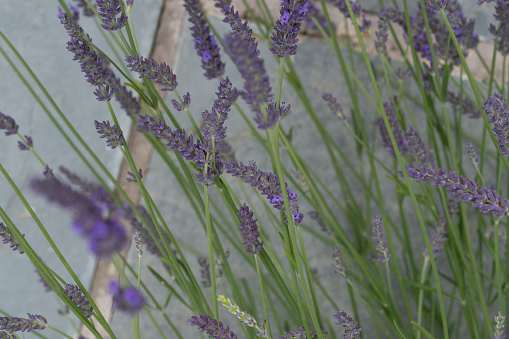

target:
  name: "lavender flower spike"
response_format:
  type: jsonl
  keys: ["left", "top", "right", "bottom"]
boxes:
{"left": 109, "top": 281, "right": 146, "bottom": 315}
{"left": 332, "top": 246, "right": 347, "bottom": 279}
{"left": 493, "top": 311, "right": 505, "bottom": 339}
{"left": 371, "top": 215, "right": 390, "bottom": 262}
{"left": 237, "top": 203, "right": 263, "bottom": 254}
{"left": 323, "top": 93, "right": 346, "bottom": 121}
{"left": 407, "top": 166, "right": 509, "bottom": 218}
{"left": 125, "top": 54, "right": 178, "bottom": 92}
{"left": 96, "top": 0, "right": 127, "bottom": 31}
{"left": 0, "top": 222, "right": 24, "bottom": 254}
{"left": 188, "top": 314, "right": 238, "bottom": 339}
{"left": 466, "top": 142, "right": 479, "bottom": 165}
{"left": 0, "top": 112, "right": 19, "bottom": 136}
{"left": 333, "top": 310, "right": 361, "bottom": 338}
{"left": 64, "top": 284, "right": 93, "bottom": 318}
{"left": 270, "top": 0, "right": 310, "bottom": 57}
{"left": 375, "top": 9, "right": 389, "bottom": 54}
{"left": 184, "top": 0, "right": 225, "bottom": 79}
{"left": 94, "top": 120, "right": 125, "bottom": 149}
{"left": 0, "top": 331, "right": 15, "bottom": 339}
{"left": 0, "top": 314, "right": 47, "bottom": 334}
{"left": 377, "top": 99, "right": 408, "bottom": 157}
{"left": 483, "top": 93, "right": 509, "bottom": 155}
{"left": 422, "top": 216, "right": 448, "bottom": 259}
{"left": 279, "top": 326, "right": 328, "bottom": 338}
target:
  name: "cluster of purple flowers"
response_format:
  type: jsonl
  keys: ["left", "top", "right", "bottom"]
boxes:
{"left": 323, "top": 93, "right": 346, "bottom": 121}
{"left": 422, "top": 216, "right": 448, "bottom": 259}
{"left": 493, "top": 311, "right": 506, "bottom": 339}
{"left": 328, "top": 0, "right": 371, "bottom": 32}
{"left": 94, "top": 120, "right": 125, "bottom": 149}
{"left": 309, "top": 210, "right": 330, "bottom": 234}
{"left": 138, "top": 77, "right": 235, "bottom": 184}
{"left": 0, "top": 111, "right": 34, "bottom": 151}
{"left": 333, "top": 310, "right": 361, "bottom": 338}
{"left": 107, "top": 73, "right": 141, "bottom": 116}
{"left": 223, "top": 33, "right": 274, "bottom": 127}
{"left": 269, "top": 0, "right": 310, "bottom": 57}
{"left": 479, "top": 0, "right": 509, "bottom": 55}
{"left": 375, "top": 9, "right": 389, "bottom": 54}
{"left": 237, "top": 204, "right": 263, "bottom": 254}
{"left": 371, "top": 215, "right": 390, "bottom": 262}
{"left": 407, "top": 166, "right": 509, "bottom": 218}
{"left": 171, "top": 92, "right": 191, "bottom": 111}
{"left": 278, "top": 326, "right": 328, "bottom": 338}
{"left": 483, "top": 93, "right": 509, "bottom": 155}
{"left": 225, "top": 160, "right": 303, "bottom": 225}
{"left": 109, "top": 281, "right": 146, "bottom": 315}
{"left": 188, "top": 314, "right": 237, "bottom": 339}
{"left": 0, "top": 222, "right": 24, "bottom": 254}
{"left": 332, "top": 246, "right": 347, "bottom": 279}
{"left": 58, "top": 7, "right": 113, "bottom": 101}
{"left": 96, "top": 0, "right": 127, "bottom": 31}
{"left": 184, "top": 0, "right": 225, "bottom": 79}
{"left": 0, "top": 314, "right": 47, "bottom": 334}
{"left": 376, "top": 99, "right": 409, "bottom": 157}
{"left": 125, "top": 54, "right": 178, "bottom": 92}
{"left": 63, "top": 284, "right": 93, "bottom": 318}
{"left": 255, "top": 100, "right": 292, "bottom": 130}
{"left": 31, "top": 173, "right": 128, "bottom": 257}
{"left": 466, "top": 142, "right": 479, "bottom": 164}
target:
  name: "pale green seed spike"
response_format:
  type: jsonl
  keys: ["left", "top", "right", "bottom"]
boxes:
{"left": 216, "top": 294, "right": 257, "bottom": 327}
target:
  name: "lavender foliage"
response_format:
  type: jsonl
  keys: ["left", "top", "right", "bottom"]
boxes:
{"left": 0, "top": 314, "right": 47, "bottom": 334}
{"left": 237, "top": 203, "right": 263, "bottom": 254}
{"left": 372, "top": 215, "right": 390, "bottom": 262}
{"left": 0, "top": 223, "right": 24, "bottom": 254}
{"left": 269, "top": 0, "right": 310, "bottom": 57}
{"left": 407, "top": 166, "right": 509, "bottom": 218}
{"left": 483, "top": 93, "right": 509, "bottom": 155}
{"left": 31, "top": 176, "right": 128, "bottom": 257}
{"left": 110, "top": 281, "right": 146, "bottom": 315}
{"left": 188, "top": 314, "right": 238, "bottom": 339}
{"left": 94, "top": 120, "right": 125, "bottom": 149}
{"left": 0, "top": 112, "right": 19, "bottom": 136}
{"left": 184, "top": 0, "right": 225, "bottom": 79}
{"left": 125, "top": 54, "right": 178, "bottom": 92}
{"left": 334, "top": 310, "right": 361, "bottom": 338}
{"left": 64, "top": 284, "right": 93, "bottom": 318}
{"left": 96, "top": 0, "right": 127, "bottom": 31}
{"left": 225, "top": 160, "right": 303, "bottom": 225}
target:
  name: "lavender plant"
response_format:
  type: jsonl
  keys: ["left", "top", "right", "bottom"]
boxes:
{"left": 1, "top": 0, "right": 509, "bottom": 338}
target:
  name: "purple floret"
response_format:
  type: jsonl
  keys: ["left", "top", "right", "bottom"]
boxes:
{"left": 94, "top": 120, "right": 125, "bottom": 149}
{"left": 125, "top": 54, "right": 178, "bottom": 92}
{"left": 0, "top": 112, "right": 19, "bottom": 136}
{"left": 237, "top": 203, "right": 263, "bottom": 254}
{"left": 188, "top": 314, "right": 238, "bottom": 339}
{"left": 333, "top": 310, "right": 361, "bottom": 338}
{"left": 64, "top": 284, "right": 93, "bottom": 318}
{"left": 0, "top": 222, "right": 24, "bottom": 254}
{"left": 0, "top": 314, "right": 47, "bottom": 334}
{"left": 269, "top": 0, "right": 310, "bottom": 57}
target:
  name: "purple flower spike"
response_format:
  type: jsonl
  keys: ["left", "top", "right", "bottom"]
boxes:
{"left": 422, "top": 216, "right": 448, "bottom": 259}
{"left": 466, "top": 142, "right": 479, "bottom": 164}
{"left": 223, "top": 32, "right": 272, "bottom": 117}
{"left": 237, "top": 204, "right": 263, "bottom": 254}
{"left": 110, "top": 281, "right": 146, "bottom": 315}
{"left": 375, "top": 9, "right": 389, "bottom": 54}
{"left": 73, "top": 0, "right": 96, "bottom": 17}
{"left": 405, "top": 126, "right": 436, "bottom": 169}
{"left": 184, "top": 0, "right": 225, "bottom": 79}
{"left": 377, "top": 99, "right": 408, "bottom": 158}
{"left": 0, "top": 222, "right": 24, "bottom": 254}
{"left": 126, "top": 168, "right": 143, "bottom": 182}
{"left": 0, "top": 314, "right": 47, "bottom": 334}
{"left": 269, "top": 0, "right": 309, "bottom": 57}
{"left": 125, "top": 54, "right": 178, "bottom": 92}
{"left": 255, "top": 100, "right": 291, "bottom": 130}
{"left": 96, "top": 0, "right": 127, "bottom": 31}
{"left": 172, "top": 92, "right": 191, "bottom": 111}
{"left": 64, "top": 284, "right": 93, "bottom": 318}
{"left": 483, "top": 93, "right": 509, "bottom": 155}
{"left": 188, "top": 314, "right": 238, "bottom": 339}
{"left": 407, "top": 166, "right": 509, "bottom": 218}
{"left": 323, "top": 93, "right": 347, "bottom": 121}
{"left": 225, "top": 160, "right": 303, "bottom": 225}
{"left": 333, "top": 310, "right": 361, "bottom": 338}
{"left": 426, "top": 0, "right": 447, "bottom": 13}
{"left": 107, "top": 73, "right": 141, "bottom": 116}
{"left": 0, "top": 330, "right": 15, "bottom": 338}
{"left": 197, "top": 257, "right": 212, "bottom": 287}
{"left": 480, "top": 0, "right": 509, "bottom": 55}
{"left": 17, "top": 136, "right": 33, "bottom": 151}
{"left": 493, "top": 311, "right": 506, "bottom": 339}
{"left": 94, "top": 120, "right": 125, "bottom": 149}
{"left": 332, "top": 246, "right": 348, "bottom": 279}
{"left": 371, "top": 215, "right": 391, "bottom": 262}
{"left": 304, "top": 2, "right": 333, "bottom": 36}
{"left": 0, "top": 112, "right": 19, "bottom": 136}
{"left": 279, "top": 326, "right": 328, "bottom": 338}
{"left": 31, "top": 176, "right": 128, "bottom": 257}
{"left": 328, "top": 0, "right": 370, "bottom": 32}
